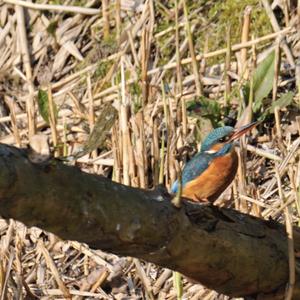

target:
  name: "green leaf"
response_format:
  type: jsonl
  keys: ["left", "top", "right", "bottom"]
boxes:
{"left": 268, "top": 91, "right": 294, "bottom": 113}
{"left": 259, "top": 91, "right": 295, "bottom": 121}
{"left": 244, "top": 50, "right": 275, "bottom": 112}
{"left": 37, "top": 89, "right": 50, "bottom": 124}
{"left": 187, "top": 96, "right": 221, "bottom": 128}
{"left": 46, "top": 21, "right": 58, "bottom": 37}
{"left": 73, "top": 104, "right": 118, "bottom": 159}
{"left": 37, "top": 89, "right": 58, "bottom": 125}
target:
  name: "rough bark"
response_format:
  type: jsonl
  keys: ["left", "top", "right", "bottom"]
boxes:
{"left": 0, "top": 143, "right": 299, "bottom": 299}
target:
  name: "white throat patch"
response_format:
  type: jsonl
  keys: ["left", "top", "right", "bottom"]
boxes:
{"left": 204, "top": 149, "right": 218, "bottom": 154}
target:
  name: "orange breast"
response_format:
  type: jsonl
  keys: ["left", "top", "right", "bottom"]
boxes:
{"left": 182, "top": 149, "right": 238, "bottom": 202}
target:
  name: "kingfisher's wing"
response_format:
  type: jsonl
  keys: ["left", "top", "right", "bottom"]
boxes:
{"left": 171, "top": 152, "right": 213, "bottom": 193}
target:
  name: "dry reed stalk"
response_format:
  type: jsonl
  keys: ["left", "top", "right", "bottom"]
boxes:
{"left": 239, "top": 194, "right": 271, "bottom": 209}
{"left": 159, "top": 127, "right": 165, "bottom": 186}
{"left": 167, "top": 96, "right": 177, "bottom": 187}
{"left": 240, "top": 6, "right": 252, "bottom": 79}
{"left": 14, "top": 232, "right": 23, "bottom": 298}
{"left": 115, "top": 0, "right": 121, "bottom": 41}
{"left": 120, "top": 57, "right": 130, "bottom": 186}
{"left": 67, "top": 92, "right": 87, "bottom": 120}
{"left": 174, "top": 0, "right": 182, "bottom": 98}
{"left": 32, "top": 28, "right": 291, "bottom": 104}
{"left": 128, "top": 30, "right": 140, "bottom": 67}
{"left": 246, "top": 144, "right": 282, "bottom": 161}
{"left": 141, "top": 28, "right": 150, "bottom": 104}
{"left": 174, "top": 0, "right": 187, "bottom": 140}
{"left": 224, "top": 25, "right": 232, "bottom": 106}
{"left": 273, "top": 42, "right": 281, "bottom": 102}
{"left": 87, "top": 73, "right": 98, "bottom": 171}
{"left": 0, "top": 260, "right": 3, "bottom": 296}
{"left": 70, "top": 242, "right": 113, "bottom": 271}
{"left": 38, "top": 240, "right": 71, "bottom": 299}
{"left": 132, "top": 113, "right": 146, "bottom": 188}
{"left": 90, "top": 268, "right": 109, "bottom": 293}
{"left": 47, "top": 86, "right": 58, "bottom": 157}
{"left": 261, "top": 0, "right": 295, "bottom": 68}
{"left": 153, "top": 269, "right": 172, "bottom": 295}
{"left": 273, "top": 43, "right": 283, "bottom": 144}
{"left": 102, "top": 0, "right": 110, "bottom": 40}
{"left": 288, "top": 169, "right": 300, "bottom": 223}
{"left": 282, "top": 0, "right": 290, "bottom": 27}
{"left": 115, "top": 122, "right": 123, "bottom": 182}
{"left": 148, "top": 0, "right": 155, "bottom": 58}
{"left": 134, "top": 259, "right": 154, "bottom": 300}
{"left": 4, "top": 0, "right": 100, "bottom": 15}
{"left": 275, "top": 168, "right": 295, "bottom": 300}
{"left": 152, "top": 117, "right": 160, "bottom": 186}
{"left": 16, "top": 4, "right": 35, "bottom": 138}
{"left": 147, "top": 27, "right": 292, "bottom": 76}
{"left": 236, "top": 147, "right": 248, "bottom": 213}
{"left": 262, "top": 138, "right": 300, "bottom": 217}
{"left": 161, "top": 81, "right": 171, "bottom": 188}
{"left": 127, "top": 126, "right": 136, "bottom": 187}
{"left": 4, "top": 96, "right": 21, "bottom": 147}
{"left": 182, "top": 0, "right": 202, "bottom": 96}
{"left": 0, "top": 250, "right": 14, "bottom": 300}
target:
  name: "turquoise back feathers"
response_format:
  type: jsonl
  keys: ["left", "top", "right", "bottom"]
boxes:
{"left": 171, "top": 126, "right": 235, "bottom": 194}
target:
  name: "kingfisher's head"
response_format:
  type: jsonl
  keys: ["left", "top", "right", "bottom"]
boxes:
{"left": 201, "top": 122, "right": 258, "bottom": 156}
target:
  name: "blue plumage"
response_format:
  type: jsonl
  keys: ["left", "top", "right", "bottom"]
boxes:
{"left": 200, "top": 126, "right": 234, "bottom": 152}
{"left": 171, "top": 126, "right": 235, "bottom": 193}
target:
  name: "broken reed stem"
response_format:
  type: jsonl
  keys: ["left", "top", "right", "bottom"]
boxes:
{"left": 182, "top": 0, "right": 202, "bottom": 96}
{"left": 275, "top": 168, "right": 295, "bottom": 300}
{"left": 240, "top": 6, "right": 252, "bottom": 79}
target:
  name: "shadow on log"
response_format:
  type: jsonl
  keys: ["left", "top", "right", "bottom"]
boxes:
{"left": 0, "top": 143, "right": 299, "bottom": 299}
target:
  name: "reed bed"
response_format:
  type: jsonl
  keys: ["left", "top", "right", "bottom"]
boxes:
{"left": 0, "top": 0, "right": 299, "bottom": 299}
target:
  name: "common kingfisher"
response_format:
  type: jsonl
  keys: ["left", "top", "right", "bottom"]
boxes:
{"left": 171, "top": 122, "right": 258, "bottom": 202}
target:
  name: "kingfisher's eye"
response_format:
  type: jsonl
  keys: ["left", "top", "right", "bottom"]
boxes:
{"left": 219, "top": 136, "right": 229, "bottom": 143}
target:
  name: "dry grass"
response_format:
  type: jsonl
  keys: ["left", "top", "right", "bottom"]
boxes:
{"left": 0, "top": 0, "right": 299, "bottom": 299}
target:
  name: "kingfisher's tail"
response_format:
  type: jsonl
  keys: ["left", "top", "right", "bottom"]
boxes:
{"left": 171, "top": 180, "right": 178, "bottom": 193}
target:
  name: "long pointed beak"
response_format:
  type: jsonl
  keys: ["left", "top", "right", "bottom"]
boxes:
{"left": 227, "top": 121, "right": 259, "bottom": 142}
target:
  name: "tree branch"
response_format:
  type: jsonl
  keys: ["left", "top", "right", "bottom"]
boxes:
{"left": 0, "top": 143, "right": 298, "bottom": 299}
